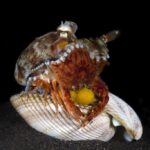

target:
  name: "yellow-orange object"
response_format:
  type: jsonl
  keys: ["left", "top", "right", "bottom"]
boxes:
{"left": 76, "top": 88, "right": 95, "bottom": 105}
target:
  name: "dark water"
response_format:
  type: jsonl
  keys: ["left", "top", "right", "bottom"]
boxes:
{"left": 0, "top": 2, "right": 149, "bottom": 149}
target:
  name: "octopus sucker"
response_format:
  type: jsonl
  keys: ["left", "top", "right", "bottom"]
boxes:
{"left": 11, "top": 21, "right": 143, "bottom": 141}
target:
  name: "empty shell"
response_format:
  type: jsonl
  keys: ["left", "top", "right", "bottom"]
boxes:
{"left": 10, "top": 92, "right": 142, "bottom": 141}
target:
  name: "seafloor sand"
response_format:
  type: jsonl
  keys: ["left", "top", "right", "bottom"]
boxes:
{"left": 0, "top": 102, "right": 150, "bottom": 150}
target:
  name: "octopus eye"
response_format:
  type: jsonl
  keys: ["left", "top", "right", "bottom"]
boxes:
{"left": 51, "top": 39, "right": 69, "bottom": 57}
{"left": 51, "top": 21, "right": 78, "bottom": 56}
{"left": 57, "top": 41, "right": 68, "bottom": 49}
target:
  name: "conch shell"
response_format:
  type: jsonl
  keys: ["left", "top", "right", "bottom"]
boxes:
{"left": 10, "top": 92, "right": 142, "bottom": 141}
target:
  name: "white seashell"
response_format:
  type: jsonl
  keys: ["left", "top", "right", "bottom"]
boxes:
{"left": 10, "top": 92, "right": 143, "bottom": 141}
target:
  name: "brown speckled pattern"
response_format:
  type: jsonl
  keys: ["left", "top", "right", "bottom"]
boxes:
{"left": 14, "top": 32, "right": 58, "bottom": 85}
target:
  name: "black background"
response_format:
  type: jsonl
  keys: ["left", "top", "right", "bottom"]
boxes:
{"left": 0, "top": 2, "right": 149, "bottom": 125}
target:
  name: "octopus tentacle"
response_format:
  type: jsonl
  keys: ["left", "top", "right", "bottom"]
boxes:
{"left": 82, "top": 78, "right": 109, "bottom": 126}
{"left": 51, "top": 80, "right": 64, "bottom": 107}
{"left": 61, "top": 88, "right": 85, "bottom": 122}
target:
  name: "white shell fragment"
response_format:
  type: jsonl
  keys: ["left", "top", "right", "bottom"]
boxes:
{"left": 10, "top": 92, "right": 143, "bottom": 141}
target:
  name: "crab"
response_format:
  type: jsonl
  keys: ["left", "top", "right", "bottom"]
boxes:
{"left": 14, "top": 21, "right": 119, "bottom": 125}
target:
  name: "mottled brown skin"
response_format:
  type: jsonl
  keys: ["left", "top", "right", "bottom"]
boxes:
{"left": 14, "top": 24, "right": 118, "bottom": 125}
{"left": 15, "top": 39, "right": 109, "bottom": 125}
{"left": 14, "top": 32, "right": 70, "bottom": 85}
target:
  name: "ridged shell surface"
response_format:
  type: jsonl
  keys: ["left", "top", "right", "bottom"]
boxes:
{"left": 10, "top": 92, "right": 142, "bottom": 141}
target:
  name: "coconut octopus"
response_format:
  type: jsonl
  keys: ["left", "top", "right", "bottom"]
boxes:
{"left": 11, "top": 21, "right": 142, "bottom": 141}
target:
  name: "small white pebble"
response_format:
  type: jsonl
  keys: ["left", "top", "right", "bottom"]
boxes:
{"left": 124, "top": 131, "right": 133, "bottom": 142}
{"left": 112, "top": 118, "right": 121, "bottom": 127}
